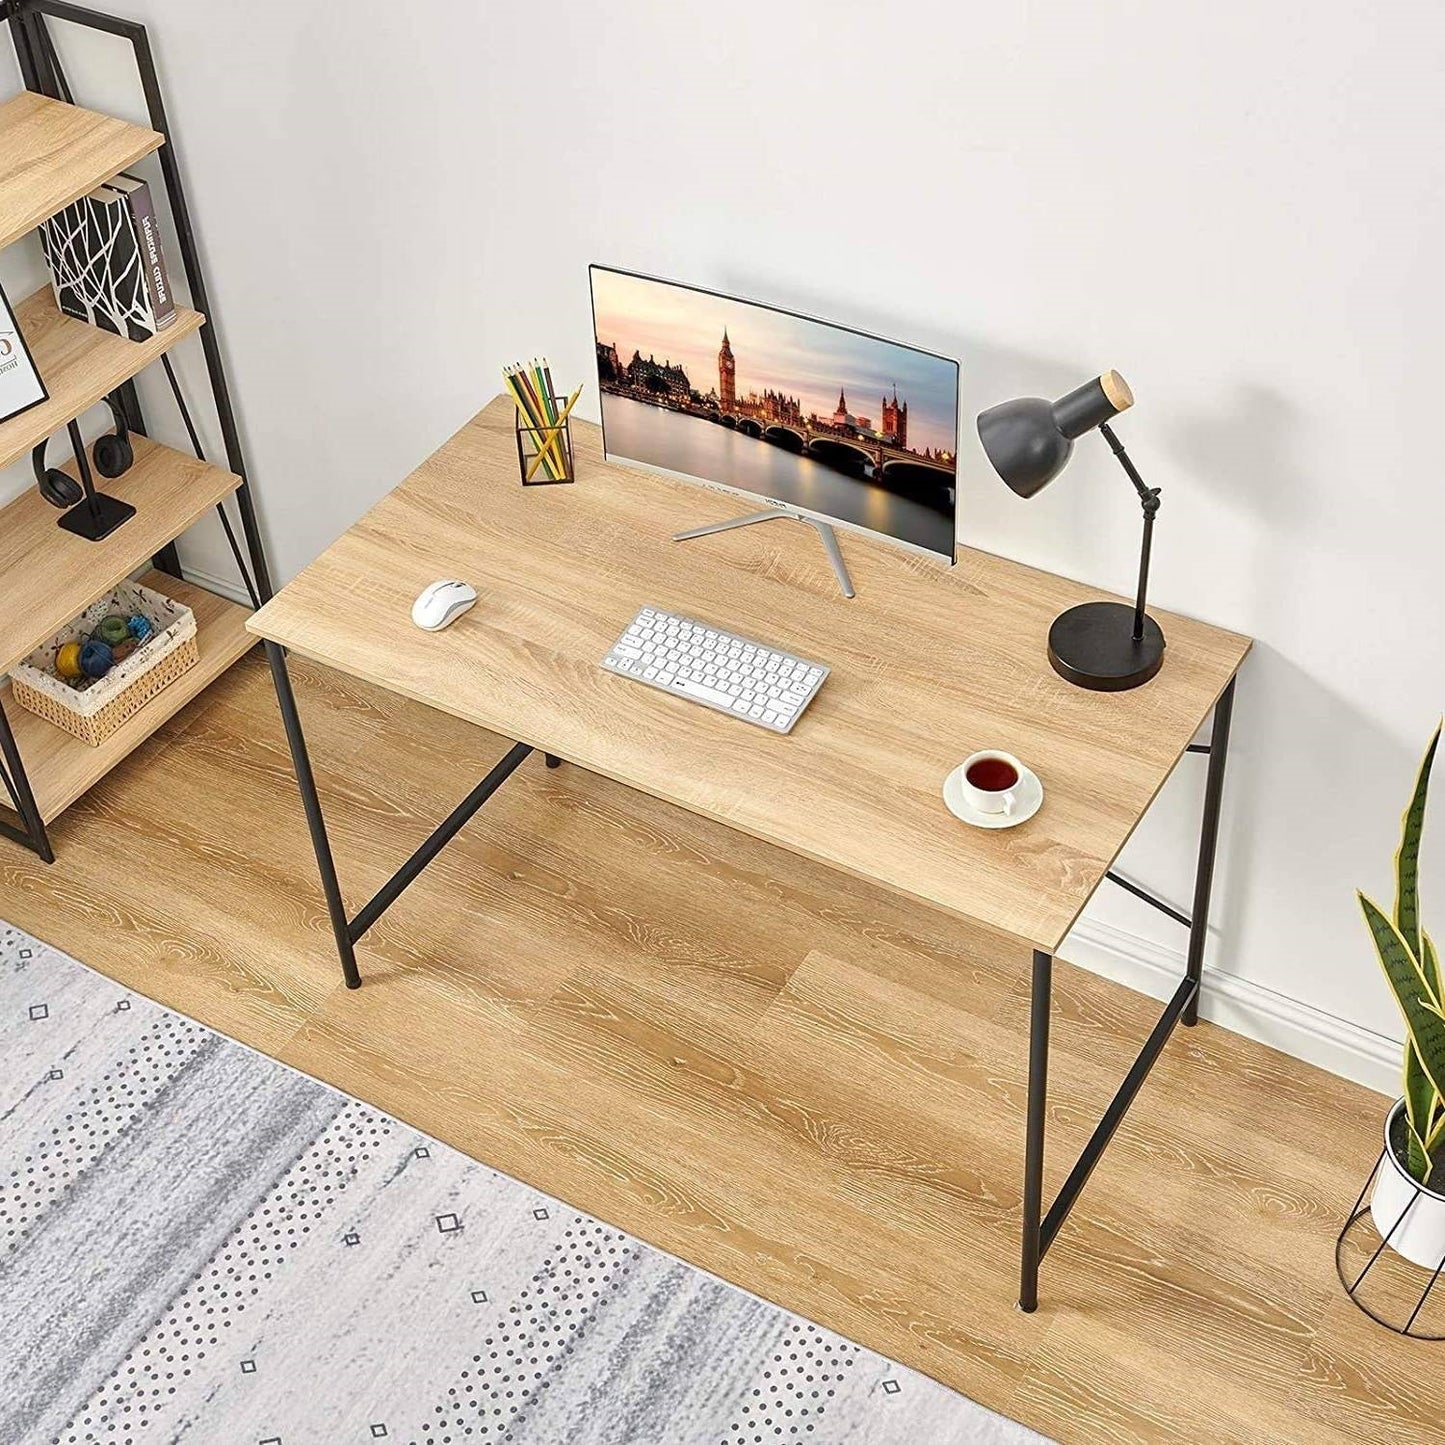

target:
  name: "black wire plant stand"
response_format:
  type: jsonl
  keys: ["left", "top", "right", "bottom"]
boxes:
{"left": 0, "top": 0, "right": 274, "bottom": 861}
{"left": 1337, "top": 1144, "right": 1445, "bottom": 1340}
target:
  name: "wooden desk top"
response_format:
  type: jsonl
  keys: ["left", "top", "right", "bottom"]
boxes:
{"left": 249, "top": 395, "right": 1250, "bottom": 952}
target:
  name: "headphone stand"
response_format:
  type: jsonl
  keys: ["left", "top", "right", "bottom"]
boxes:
{"left": 58, "top": 491, "right": 136, "bottom": 541}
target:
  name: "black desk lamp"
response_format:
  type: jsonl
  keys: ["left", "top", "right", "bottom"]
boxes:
{"left": 977, "top": 370, "right": 1165, "bottom": 690}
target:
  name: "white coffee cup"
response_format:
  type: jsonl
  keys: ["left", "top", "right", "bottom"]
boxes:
{"left": 960, "top": 750, "right": 1023, "bottom": 816}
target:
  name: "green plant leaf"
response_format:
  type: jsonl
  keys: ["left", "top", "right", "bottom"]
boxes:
{"left": 1429, "top": 1107, "right": 1445, "bottom": 1155}
{"left": 1395, "top": 724, "right": 1440, "bottom": 967}
{"left": 1406, "top": 1042, "right": 1438, "bottom": 1177}
{"left": 1408, "top": 1124, "right": 1433, "bottom": 1183}
{"left": 1423, "top": 930, "right": 1442, "bottom": 1007}
{"left": 1361, "top": 893, "right": 1445, "bottom": 1108}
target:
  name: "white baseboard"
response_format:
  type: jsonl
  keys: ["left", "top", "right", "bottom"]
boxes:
{"left": 177, "top": 564, "right": 254, "bottom": 608}
{"left": 1062, "top": 916, "right": 1401, "bottom": 1097}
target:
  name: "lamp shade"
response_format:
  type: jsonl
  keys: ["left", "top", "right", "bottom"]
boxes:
{"left": 976, "top": 371, "right": 1134, "bottom": 498}
{"left": 976, "top": 397, "right": 1073, "bottom": 497}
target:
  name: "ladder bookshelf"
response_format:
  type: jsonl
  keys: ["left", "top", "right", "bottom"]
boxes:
{"left": 0, "top": 2, "right": 274, "bottom": 861}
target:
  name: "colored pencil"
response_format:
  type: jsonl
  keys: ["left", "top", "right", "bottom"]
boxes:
{"left": 523, "top": 383, "right": 584, "bottom": 480}
{"left": 505, "top": 362, "right": 566, "bottom": 479}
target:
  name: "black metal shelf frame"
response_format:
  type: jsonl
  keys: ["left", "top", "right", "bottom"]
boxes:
{"left": 0, "top": 0, "right": 275, "bottom": 862}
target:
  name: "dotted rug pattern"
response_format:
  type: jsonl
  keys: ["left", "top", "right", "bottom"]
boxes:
{"left": 0, "top": 923, "right": 1048, "bottom": 1445}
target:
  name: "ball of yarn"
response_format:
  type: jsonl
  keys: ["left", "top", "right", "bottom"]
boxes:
{"left": 126, "top": 614, "right": 154, "bottom": 643}
{"left": 79, "top": 639, "right": 114, "bottom": 679}
{"left": 56, "top": 641, "right": 84, "bottom": 679}
{"left": 97, "top": 615, "right": 130, "bottom": 646}
{"left": 111, "top": 637, "right": 139, "bottom": 663}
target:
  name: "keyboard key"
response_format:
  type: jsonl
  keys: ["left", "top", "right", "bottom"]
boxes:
{"left": 674, "top": 678, "right": 737, "bottom": 707}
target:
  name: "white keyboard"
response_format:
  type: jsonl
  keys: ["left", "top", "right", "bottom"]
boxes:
{"left": 601, "top": 607, "right": 828, "bottom": 734}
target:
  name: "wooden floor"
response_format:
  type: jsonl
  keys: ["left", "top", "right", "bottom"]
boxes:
{"left": 4, "top": 652, "right": 1440, "bottom": 1445}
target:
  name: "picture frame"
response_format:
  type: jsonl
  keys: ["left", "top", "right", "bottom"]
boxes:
{"left": 0, "top": 280, "right": 48, "bottom": 425}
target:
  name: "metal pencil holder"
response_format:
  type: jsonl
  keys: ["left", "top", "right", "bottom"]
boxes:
{"left": 514, "top": 407, "right": 574, "bottom": 486}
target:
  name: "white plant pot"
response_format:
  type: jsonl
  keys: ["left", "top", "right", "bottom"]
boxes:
{"left": 1369, "top": 1099, "right": 1445, "bottom": 1271}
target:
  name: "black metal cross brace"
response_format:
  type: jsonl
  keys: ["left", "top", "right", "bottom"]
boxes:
{"left": 265, "top": 642, "right": 556, "bottom": 990}
{"left": 1019, "top": 676, "right": 1236, "bottom": 1310}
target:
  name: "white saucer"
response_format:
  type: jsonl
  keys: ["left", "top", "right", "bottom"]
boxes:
{"left": 942, "top": 763, "right": 1043, "bottom": 829}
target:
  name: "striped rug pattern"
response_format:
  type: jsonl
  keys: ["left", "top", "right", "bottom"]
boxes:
{"left": 0, "top": 922, "right": 1045, "bottom": 1445}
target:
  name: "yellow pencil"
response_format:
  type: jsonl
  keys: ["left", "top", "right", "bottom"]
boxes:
{"left": 523, "top": 383, "right": 585, "bottom": 481}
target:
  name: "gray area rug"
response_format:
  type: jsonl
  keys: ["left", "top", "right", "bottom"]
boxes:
{"left": 0, "top": 922, "right": 1048, "bottom": 1445}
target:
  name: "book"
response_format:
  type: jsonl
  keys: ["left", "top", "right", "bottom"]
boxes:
{"left": 40, "top": 172, "right": 176, "bottom": 340}
{"left": 103, "top": 174, "right": 176, "bottom": 331}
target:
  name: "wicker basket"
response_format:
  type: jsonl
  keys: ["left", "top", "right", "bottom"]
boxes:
{"left": 11, "top": 580, "right": 198, "bottom": 747}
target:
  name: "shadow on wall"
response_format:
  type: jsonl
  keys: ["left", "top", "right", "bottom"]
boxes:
{"left": 1166, "top": 382, "right": 1314, "bottom": 634}
{"left": 1169, "top": 384, "right": 1310, "bottom": 530}
{"left": 1090, "top": 638, "right": 1423, "bottom": 1045}
{"left": 1219, "top": 643, "right": 1423, "bottom": 1012}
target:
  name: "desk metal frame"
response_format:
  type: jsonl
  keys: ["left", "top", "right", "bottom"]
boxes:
{"left": 265, "top": 636, "right": 1238, "bottom": 1313}
{"left": 1021, "top": 676, "right": 1236, "bottom": 1310}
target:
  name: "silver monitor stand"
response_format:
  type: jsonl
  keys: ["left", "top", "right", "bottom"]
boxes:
{"left": 673, "top": 508, "right": 856, "bottom": 599}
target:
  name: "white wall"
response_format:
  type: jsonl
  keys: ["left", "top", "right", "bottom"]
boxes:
{"left": 4, "top": 0, "right": 1441, "bottom": 1089}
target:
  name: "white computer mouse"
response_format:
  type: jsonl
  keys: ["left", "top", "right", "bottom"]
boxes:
{"left": 411, "top": 579, "right": 478, "bottom": 631}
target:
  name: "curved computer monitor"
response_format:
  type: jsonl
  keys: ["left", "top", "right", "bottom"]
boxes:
{"left": 589, "top": 265, "right": 959, "bottom": 565}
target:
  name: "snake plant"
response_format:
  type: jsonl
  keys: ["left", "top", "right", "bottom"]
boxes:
{"left": 1359, "top": 723, "right": 1445, "bottom": 1185}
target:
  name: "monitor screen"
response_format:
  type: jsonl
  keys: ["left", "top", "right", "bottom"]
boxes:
{"left": 590, "top": 266, "right": 959, "bottom": 563}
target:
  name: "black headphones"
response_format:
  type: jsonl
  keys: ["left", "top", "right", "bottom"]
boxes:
{"left": 32, "top": 395, "right": 134, "bottom": 509}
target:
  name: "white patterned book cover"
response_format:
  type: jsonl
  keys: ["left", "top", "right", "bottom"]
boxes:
{"left": 40, "top": 177, "right": 174, "bottom": 342}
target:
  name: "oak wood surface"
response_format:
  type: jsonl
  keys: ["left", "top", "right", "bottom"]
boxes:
{"left": 0, "top": 573, "right": 255, "bottom": 822}
{"left": 0, "top": 437, "right": 240, "bottom": 675}
{"left": 0, "top": 90, "right": 163, "bottom": 252}
{"left": 3, "top": 653, "right": 1435, "bottom": 1445}
{"left": 248, "top": 395, "right": 1251, "bottom": 952}
{"left": 0, "top": 288, "right": 206, "bottom": 471}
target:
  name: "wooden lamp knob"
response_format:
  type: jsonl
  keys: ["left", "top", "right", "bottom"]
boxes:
{"left": 1100, "top": 370, "right": 1134, "bottom": 413}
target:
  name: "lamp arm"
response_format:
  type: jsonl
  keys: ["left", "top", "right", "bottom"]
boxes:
{"left": 1097, "top": 422, "right": 1161, "bottom": 643}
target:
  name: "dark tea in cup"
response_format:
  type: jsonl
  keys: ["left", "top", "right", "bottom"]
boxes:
{"left": 965, "top": 756, "right": 1019, "bottom": 792}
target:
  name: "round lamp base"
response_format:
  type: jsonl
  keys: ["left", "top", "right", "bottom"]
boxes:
{"left": 1047, "top": 601, "right": 1165, "bottom": 691}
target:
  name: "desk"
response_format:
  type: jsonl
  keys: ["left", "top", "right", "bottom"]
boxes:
{"left": 247, "top": 393, "right": 1251, "bottom": 1311}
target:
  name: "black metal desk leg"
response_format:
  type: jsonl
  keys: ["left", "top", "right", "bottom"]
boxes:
{"left": 1183, "top": 677, "right": 1236, "bottom": 1026}
{"left": 544, "top": 754, "right": 561, "bottom": 769}
{"left": 0, "top": 700, "right": 53, "bottom": 863}
{"left": 263, "top": 642, "right": 362, "bottom": 990}
{"left": 1020, "top": 947, "right": 1052, "bottom": 1312}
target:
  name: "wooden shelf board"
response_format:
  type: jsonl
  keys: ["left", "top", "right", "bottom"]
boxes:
{"left": 0, "top": 574, "right": 256, "bottom": 824}
{"left": 0, "top": 290, "right": 206, "bottom": 471}
{"left": 0, "top": 435, "right": 241, "bottom": 676}
{"left": 0, "top": 91, "right": 163, "bottom": 252}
